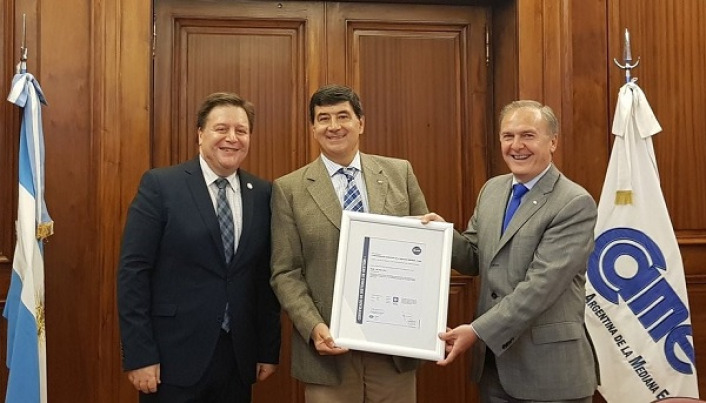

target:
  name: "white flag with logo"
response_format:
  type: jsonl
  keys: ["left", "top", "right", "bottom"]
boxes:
{"left": 585, "top": 81, "right": 698, "bottom": 402}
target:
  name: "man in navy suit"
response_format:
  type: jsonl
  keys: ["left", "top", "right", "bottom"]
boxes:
{"left": 118, "top": 92, "right": 281, "bottom": 402}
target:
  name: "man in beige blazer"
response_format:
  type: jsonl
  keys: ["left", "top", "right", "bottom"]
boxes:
{"left": 425, "top": 100, "right": 599, "bottom": 402}
{"left": 270, "top": 84, "right": 429, "bottom": 402}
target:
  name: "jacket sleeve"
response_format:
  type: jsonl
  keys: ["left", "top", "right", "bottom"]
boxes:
{"left": 117, "top": 170, "right": 163, "bottom": 371}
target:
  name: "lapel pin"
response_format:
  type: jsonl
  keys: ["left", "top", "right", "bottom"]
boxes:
{"left": 377, "top": 180, "right": 383, "bottom": 184}
{"left": 246, "top": 182, "right": 253, "bottom": 189}
{"left": 532, "top": 200, "right": 537, "bottom": 205}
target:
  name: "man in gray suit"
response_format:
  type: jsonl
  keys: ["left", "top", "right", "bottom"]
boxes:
{"left": 270, "top": 84, "right": 428, "bottom": 402}
{"left": 424, "top": 100, "right": 598, "bottom": 402}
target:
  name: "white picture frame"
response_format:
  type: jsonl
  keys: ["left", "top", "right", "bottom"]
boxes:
{"left": 330, "top": 211, "right": 453, "bottom": 361}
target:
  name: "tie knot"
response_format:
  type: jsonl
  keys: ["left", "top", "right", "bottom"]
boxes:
{"left": 215, "top": 178, "right": 229, "bottom": 190}
{"left": 512, "top": 183, "right": 529, "bottom": 199}
{"left": 338, "top": 167, "right": 358, "bottom": 182}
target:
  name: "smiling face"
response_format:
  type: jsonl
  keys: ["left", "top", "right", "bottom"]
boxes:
{"left": 499, "top": 106, "right": 558, "bottom": 183}
{"left": 198, "top": 105, "right": 250, "bottom": 177}
{"left": 311, "top": 101, "right": 364, "bottom": 166}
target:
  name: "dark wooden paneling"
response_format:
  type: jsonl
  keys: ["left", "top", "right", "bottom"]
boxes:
{"left": 94, "top": 0, "right": 153, "bottom": 400}
{"left": 687, "top": 283, "right": 706, "bottom": 396}
{"left": 1, "top": 0, "right": 27, "bottom": 394}
{"left": 40, "top": 0, "right": 98, "bottom": 401}
{"left": 564, "top": 0, "right": 610, "bottom": 198}
{"left": 490, "top": 0, "right": 517, "bottom": 177}
{"left": 1, "top": 0, "right": 16, "bottom": 274}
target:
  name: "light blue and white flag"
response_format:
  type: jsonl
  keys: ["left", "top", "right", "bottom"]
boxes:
{"left": 3, "top": 68, "right": 52, "bottom": 403}
{"left": 585, "top": 81, "right": 698, "bottom": 402}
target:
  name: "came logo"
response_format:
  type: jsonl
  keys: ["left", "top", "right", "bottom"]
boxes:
{"left": 588, "top": 227, "right": 695, "bottom": 374}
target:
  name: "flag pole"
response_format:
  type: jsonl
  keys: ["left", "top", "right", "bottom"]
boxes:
{"left": 613, "top": 28, "right": 640, "bottom": 83}
{"left": 16, "top": 14, "right": 27, "bottom": 74}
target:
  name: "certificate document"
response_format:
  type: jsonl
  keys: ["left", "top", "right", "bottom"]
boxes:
{"left": 330, "top": 211, "right": 453, "bottom": 361}
{"left": 357, "top": 237, "right": 424, "bottom": 328}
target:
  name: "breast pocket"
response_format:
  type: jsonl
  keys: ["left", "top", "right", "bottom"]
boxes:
{"left": 382, "top": 198, "right": 410, "bottom": 215}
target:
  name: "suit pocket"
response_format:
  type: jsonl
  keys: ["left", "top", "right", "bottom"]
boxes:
{"left": 382, "top": 196, "right": 410, "bottom": 215}
{"left": 531, "top": 322, "right": 582, "bottom": 344}
{"left": 151, "top": 303, "right": 178, "bottom": 317}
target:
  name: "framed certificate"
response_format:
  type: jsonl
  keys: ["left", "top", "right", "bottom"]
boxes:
{"left": 330, "top": 211, "right": 453, "bottom": 361}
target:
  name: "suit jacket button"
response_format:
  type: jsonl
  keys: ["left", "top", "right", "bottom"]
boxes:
{"left": 491, "top": 292, "right": 498, "bottom": 299}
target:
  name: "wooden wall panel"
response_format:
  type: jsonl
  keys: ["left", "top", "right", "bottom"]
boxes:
{"left": 688, "top": 285, "right": 706, "bottom": 396}
{"left": 0, "top": 6, "right": 18, "bottom": 377}
{"left": 496, "top": 0, "right": 609, "bottom": 196}
{"left": 94, "top": 0, "right": 153, "bottom": 400}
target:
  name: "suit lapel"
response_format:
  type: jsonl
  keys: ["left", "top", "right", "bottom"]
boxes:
{"left": 360, "top": 154, "right": 388, "bottom": 214}
{"left": 183, "top": 158, "right": 226, "bottom": 264}
{"left": 306, "top": 157, "right": 344, "bottom": 229}
{"left": 232, "top": 169, "right": 255, "bottom": 263}
{"left": 496, "top": 166, "right": 560, "bottom": 251}
{"left": 485, "top": 176, "right": 513, "bottom": 256}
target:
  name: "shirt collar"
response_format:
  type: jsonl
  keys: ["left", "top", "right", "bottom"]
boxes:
{"left": 199, "top": 155, "right": 239, "bottom": 189}
{"left": 512, "top": 163, "right": 552, "bottom": 190}
{"left": 321, "top": 152, "right": 362, "bottom": 178}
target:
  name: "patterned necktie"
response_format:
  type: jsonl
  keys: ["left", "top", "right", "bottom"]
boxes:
{"left": 339, "top": 167, "right": 364, "bottom": 212}
{"left": 215, "top": 178, "right": 233, "bottom": 332}
{"left": 502, "top": 183, "right": 529, "bottom": 234}
{"left": 215, "top": 178, "right": 235, "bottom": 262}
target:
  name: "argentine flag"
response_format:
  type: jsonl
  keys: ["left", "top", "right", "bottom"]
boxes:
{"left": 3, "top": 69, "right": 52, "bottom": 403}
{"left": 585, "top": 81, "right": 698, "bottom": 402}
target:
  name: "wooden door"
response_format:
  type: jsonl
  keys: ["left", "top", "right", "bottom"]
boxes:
{"left": 154, "top": 1, "right": 489, "bottom": 401}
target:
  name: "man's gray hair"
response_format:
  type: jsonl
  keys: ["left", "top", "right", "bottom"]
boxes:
{"left": 499, "top": 100, "right": 559, "bottom": 135}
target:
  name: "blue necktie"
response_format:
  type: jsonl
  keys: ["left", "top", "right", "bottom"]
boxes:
{"left": 215, "top": 178, "right": 233, "bottom": 332}
{"left": 339, "top": 167, "right": 364, "bottom": 212}
{"left": 502, "top": 183, "right": 529, "bottom": 234}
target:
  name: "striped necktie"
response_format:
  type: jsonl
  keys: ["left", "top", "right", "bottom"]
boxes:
{"left": 214, "top": 178, "right": 233, "bottom": 332}
{"left": 339, "top": 167, "right": 364, "bottom": 212}
{"left": 215, "top": 178, "right": 235, "bottom": 262}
